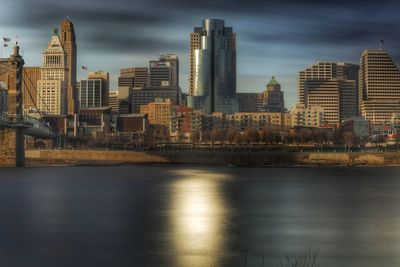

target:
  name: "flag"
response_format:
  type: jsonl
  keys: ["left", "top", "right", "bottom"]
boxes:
{"left": 2, "top": 38, "right": 10, "bottom": 42}
{"left": 81, "top": 66, "right": 88, "bottom": 70}
{"left": 380, "top": 39, "right": 385, "bottom": 44}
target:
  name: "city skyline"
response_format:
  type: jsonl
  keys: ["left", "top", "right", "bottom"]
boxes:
{"left": 2, "top": 0, "right": 400, "bottom": 107}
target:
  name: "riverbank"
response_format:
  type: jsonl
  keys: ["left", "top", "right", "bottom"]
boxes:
{"left": 25, "top": 149, "right": 400, "bottom": 167}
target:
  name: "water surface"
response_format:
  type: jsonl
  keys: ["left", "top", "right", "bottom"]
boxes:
{"left": 0, "top": 166, "right": 399, "bottom": 266}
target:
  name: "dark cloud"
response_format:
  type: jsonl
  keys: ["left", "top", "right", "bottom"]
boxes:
{"left": 5, "top": 0, "right": 400, "bottom": 106}
{"left": 244, "top": 19, "right": 400, "bottom": 46}
{"left": 82, "top": 31, "right": 186, "bottom": 53}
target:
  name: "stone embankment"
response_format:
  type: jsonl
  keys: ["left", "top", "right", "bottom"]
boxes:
{"left": 25, "top": 149, "right": 400, "bottom": 167}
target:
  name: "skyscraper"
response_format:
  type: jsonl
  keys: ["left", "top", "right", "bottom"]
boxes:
{"left": 298, "top": 61, "right": 358, "bottom": 124}
{"left": 188, "top": 19, "right": 238, "bottom": 114}
{"left": 60, "top": 18, "right": 77, "bottom": 115}
{"left": 37, "top": 28, "right": 67, "bottom": 115}
{"left": 359, "top": 49, "right": 400, "bottom": 124}
{"left": 149, "top": 54, "right": 179, "bottom": 88}
{"left": 297, "top": 62, "right": 358, "bottom": 106}
{"left": 304, "top": 79, "right": 356, "bottom": 125}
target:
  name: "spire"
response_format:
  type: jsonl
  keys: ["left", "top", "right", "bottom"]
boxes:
{"left": 52, "top": 27, "right": 58, "bottom": 36}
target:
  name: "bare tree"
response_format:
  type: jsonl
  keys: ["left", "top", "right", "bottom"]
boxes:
{"left": 299, "top": 128, "right": 313, "bottom": 143}
{"left": 342, "top": 131, "right": 356, "bottom": 152}
{"left": 211, "top": 129, "right": 224, "bottom": 144}
{"left": 260, "top": 127, "right": 272, "bottom": 144}
{"left": 226, "top": 127, "right": 237, "bottom": 145}
{"left": 243, "top": 127, "right": 259, "bottom": 144}
{"left": 191, "top": 131, "right": 200, "bottom": 144}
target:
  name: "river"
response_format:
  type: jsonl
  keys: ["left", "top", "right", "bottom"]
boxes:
{"left": 0, "top": 166, "right": 399, "bottom": 266}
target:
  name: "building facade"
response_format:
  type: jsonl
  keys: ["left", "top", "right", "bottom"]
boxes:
{"left": 149, "top": 54, "right": 179, "bottom": 88}
{"left": 299, "top": 61, "right": 358, "bottom": 125}
{"left": 227, "top": 112, "right": 283, "bottom": 131}
{"left": 341, "top": 117, "right": 370, "bottom": 138}
{"left": 170, "top": 106, "right": 194, "bottom": 140}
{"left": 60, "top": 18, "right": 77, "bottom": 115}
{"left": 109, "top": 91, "right": 119, "bottom": 113}
{"left": 78, "top": 71, "right": 109, "bottom": 108}
{"left": 237, "top": 93, "right": 263, "bottom": 112}
{"left": 131, "top": 87, "right": 181, "bottom": 113}
{"left": 116, "top": 113, "right": 148, "bottom": 133}
{"left": 262, "top": 76, "right": 285, "bottom": 112}
{"left": 78, "top": 107, "right": 111, "bottom": 136}
{"left": 298, "top": 61, "right": 358, "bottom": 106}
{"left": 359, "top": 49, "right": 400, "bottom": 124}
{"left": 140, "top": 99, "right": 173, "bottom": 126}
{"left": 119, "top": 67, "right": 148, "bottom": 89}
{"left": 289, "top": 104, "right": 325, "bottom": 128}
{"left": 37, "top": 28, "right": 67, "bottom": 115}
{"left": 22, "top": 66, "right": 41, "bottom": 112}
{"left": 188, "top": 19, "right": 238, "bottom": 114}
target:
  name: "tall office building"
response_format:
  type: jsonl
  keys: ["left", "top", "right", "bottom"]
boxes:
{"left": 149, "top": 54, "right": 179, "bottom": 88}
{"left": 262, "top": 76, "right": 285, "bottom": 112}
{"left": 78, "top": 71, "right": 109, "bottom": 108}
{"left": 299, "top": 61, "right": 358, "bottom": 125}
{"left": 298, "top": 62, "right": 358, "bottom": 105}
{"left": 22, "top": 66, "right": 41, "bottom": 111}
{"left": 304, "top": 79, "right": 356, "bottom": 125}
{"left": 60, "top": 18, "right": 77, "bottom": 115}
{"left": 187, "top": 18, "right": 238, "bottom": 114}
{"left": 359, "top": 49, "right": 400, "bottom": 124}
{"left": 149, "top": 54, "right": 179, "bottom": 87}
{"left": 37, "top": 28, "right": 67, "bottom": 115}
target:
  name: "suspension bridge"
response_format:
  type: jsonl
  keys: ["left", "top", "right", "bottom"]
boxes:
{"left": 0, "top": 45, "right": 57, "bottom": 167}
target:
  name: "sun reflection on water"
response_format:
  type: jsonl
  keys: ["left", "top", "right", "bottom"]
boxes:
{"left": 168, "top": 169, "right": 230, "bottom": 267}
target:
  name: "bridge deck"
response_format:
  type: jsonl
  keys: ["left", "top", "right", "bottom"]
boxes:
{"left": 0, "top": 112, "right": 56, "bottom": 138}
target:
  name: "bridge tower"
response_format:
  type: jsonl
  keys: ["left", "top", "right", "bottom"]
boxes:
{"left": 0, "top": 45, "right": 25, "bottom": 167}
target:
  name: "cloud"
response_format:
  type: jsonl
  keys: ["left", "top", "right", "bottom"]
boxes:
{"left": 5, "top": 0, "right": 400, "bottom": 107}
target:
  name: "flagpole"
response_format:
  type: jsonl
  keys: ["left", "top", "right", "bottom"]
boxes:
{"left": 1, "top": 37, "right": 11, "bottom": 58}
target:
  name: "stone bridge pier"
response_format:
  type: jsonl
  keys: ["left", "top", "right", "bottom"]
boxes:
{"left": 0, "top": 45, "right": 25, "bottom": 167}
{"left": 0, "top": 126, "right": 24, "bottom": 167}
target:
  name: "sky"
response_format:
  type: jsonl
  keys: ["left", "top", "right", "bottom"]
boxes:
{"left": 1, "top": 0, "right": 400, "bottom": 108}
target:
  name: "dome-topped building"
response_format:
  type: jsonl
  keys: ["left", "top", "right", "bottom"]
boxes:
{"left": 262, "top": 76, "right": 285, "bottom": 112}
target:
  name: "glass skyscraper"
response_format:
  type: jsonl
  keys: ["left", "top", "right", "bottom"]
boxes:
{"left": 188, "top": 19, "right": 238, "bottom": 114}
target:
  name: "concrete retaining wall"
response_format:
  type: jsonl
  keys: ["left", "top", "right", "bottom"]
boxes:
{"left": 25, "top": 149, "right": 400, "bottom": 167}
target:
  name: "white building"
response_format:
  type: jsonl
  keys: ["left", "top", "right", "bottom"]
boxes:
{"left": 37, "top": 28, "right": 67, "bottom": 115}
